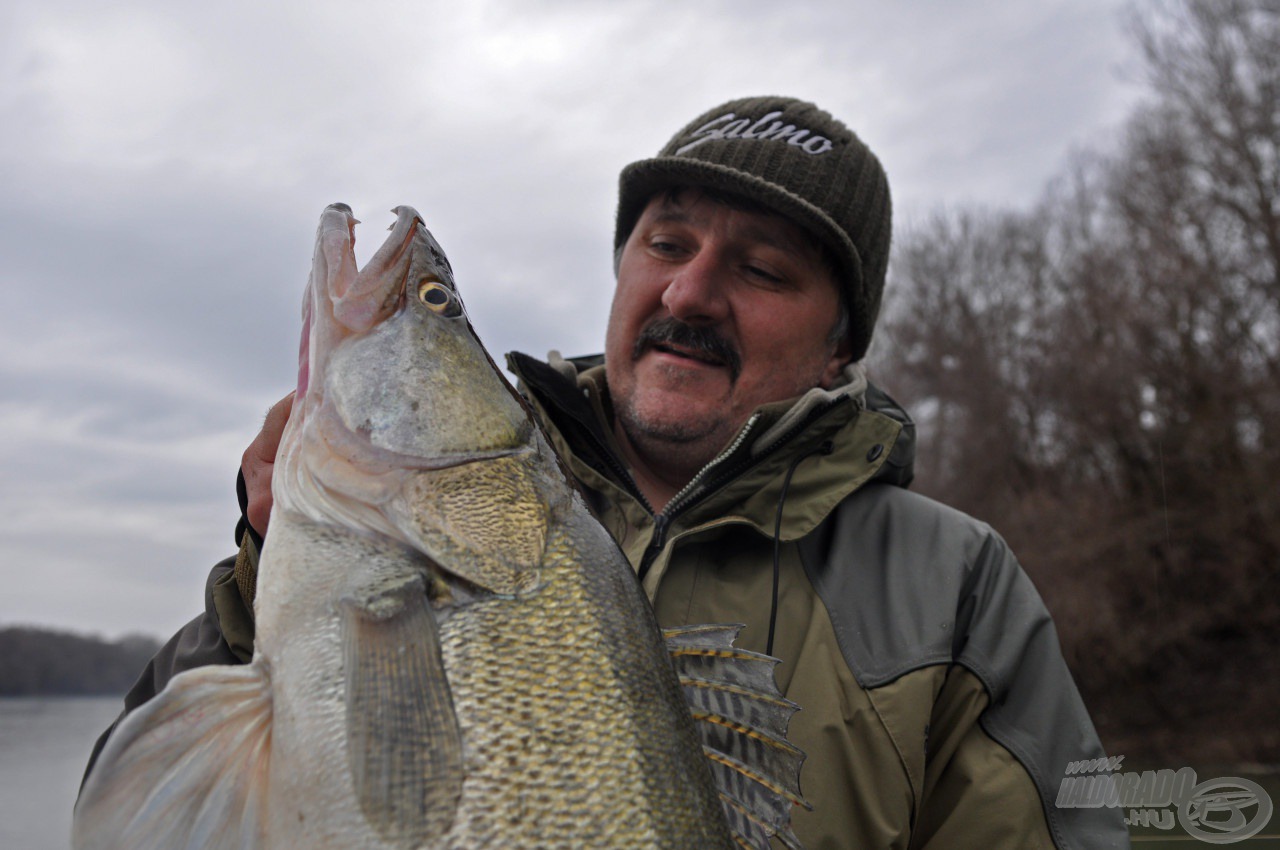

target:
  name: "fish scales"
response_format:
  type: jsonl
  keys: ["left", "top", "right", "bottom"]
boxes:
{"left": 73, "top": 204, "right": 746, "bottom": 849}
{"left": 440, "top": 509, "right": 721, "bottom": 847}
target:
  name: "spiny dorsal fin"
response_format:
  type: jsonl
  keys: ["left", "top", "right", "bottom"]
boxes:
{"left": 665, "top": 624, "right": 810, "bottom": 850}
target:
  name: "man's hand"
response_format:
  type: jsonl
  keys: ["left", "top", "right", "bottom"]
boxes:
{"left": 242, "top": 391, "right": 294, "bottom": 537}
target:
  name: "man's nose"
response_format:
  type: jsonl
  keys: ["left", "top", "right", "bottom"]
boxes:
{"left": 660, "top": 251, "right": 730, "bottom": 325}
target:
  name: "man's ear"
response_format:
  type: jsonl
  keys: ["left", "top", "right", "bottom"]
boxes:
{"left": 819, "top": 334, "right": 854, "bottom": 389}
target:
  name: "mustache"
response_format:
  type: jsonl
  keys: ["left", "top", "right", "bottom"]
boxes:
{"left": 633, "top": 318, "right": 742, "bottom": 381}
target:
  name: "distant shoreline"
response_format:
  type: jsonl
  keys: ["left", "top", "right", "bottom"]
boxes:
{"left": 0, "top": 625, "right": 162, "bottom": 697}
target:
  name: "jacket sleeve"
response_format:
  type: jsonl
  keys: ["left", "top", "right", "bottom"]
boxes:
{"left": 800, "top": 483, "right": 1131, "bottom": 850}
{"left": 80, "top": 550, "right": 256, "bottom": 789}
{"left": 940, "top": 531, "right": 1129, "bottom": 850}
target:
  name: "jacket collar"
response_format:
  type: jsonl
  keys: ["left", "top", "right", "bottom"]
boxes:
{"left": 507, "top": 350, "right": 916, "bottom": 541}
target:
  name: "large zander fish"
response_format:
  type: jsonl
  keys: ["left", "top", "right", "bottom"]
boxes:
{"left": 74, "top": 204, "right": 805, "bottom": 849}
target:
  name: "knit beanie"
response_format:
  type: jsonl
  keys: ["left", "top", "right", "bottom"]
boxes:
{"left": 614, "top": 96, "right": 892, "bottom": 361}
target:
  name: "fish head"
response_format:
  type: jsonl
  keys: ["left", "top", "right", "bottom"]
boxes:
{"left": 280, "top": 204, "right": 562, "bottom": 598}
{"left": 300, "top": 204, "right": 532, "bottom": 470}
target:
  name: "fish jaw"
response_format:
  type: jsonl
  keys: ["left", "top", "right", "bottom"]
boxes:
{"left": 294, "top": 202, "right": 423, "bottom": 404}
{"left": 296, "top": 204, "right": 359, "bottom": 403}
{"left": 331, "top": 204, "right": 419, "bottom": 333}
{"left": 341, "top": 215, "right": 531, "bottom": 466}
{"left": 289, "top": 204, "right": 533, "bottom": 470}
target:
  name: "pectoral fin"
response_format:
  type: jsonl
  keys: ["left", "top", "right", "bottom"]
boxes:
{"left": 72, "top": 663, "right": 272, "bottom": 850}
{"left": 342, "top": 572, "right": 463, "bottom": 845}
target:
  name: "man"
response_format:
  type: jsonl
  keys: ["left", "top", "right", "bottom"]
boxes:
{"left": 91, "top": 97, "right": 1129, "bottom": 849}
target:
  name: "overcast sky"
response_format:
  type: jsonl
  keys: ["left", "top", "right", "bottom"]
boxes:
{"left": 1, "top": 0, "right": 1144, "bottom": 640}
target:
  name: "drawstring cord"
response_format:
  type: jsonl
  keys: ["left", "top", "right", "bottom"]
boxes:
{"left": 766, "top": 439, "right": 835, "bottom": 658}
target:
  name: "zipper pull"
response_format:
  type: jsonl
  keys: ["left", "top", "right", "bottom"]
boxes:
{"left": 637, "top": 513, "right": 670, "bottom": 582}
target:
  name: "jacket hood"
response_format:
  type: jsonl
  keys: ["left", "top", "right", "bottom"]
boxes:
{"left": 861, "top": 380, "right": 915, "bottom": 489}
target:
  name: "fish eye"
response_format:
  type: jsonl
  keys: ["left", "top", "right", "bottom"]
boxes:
{"left": 418, "top": 280, "right": 460, "bottom": 316}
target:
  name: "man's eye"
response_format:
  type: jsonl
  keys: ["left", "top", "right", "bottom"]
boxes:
{"left": 746, "top": 265, "right": 784, "bottom": 284}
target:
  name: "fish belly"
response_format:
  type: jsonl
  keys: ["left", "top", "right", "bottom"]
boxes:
{"left": 257, "top": 512, "right": 433, "bottom": 849}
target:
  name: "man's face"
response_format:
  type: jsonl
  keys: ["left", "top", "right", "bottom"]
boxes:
{"left": 605, "top": 190, "right": 850, "bottom": 478}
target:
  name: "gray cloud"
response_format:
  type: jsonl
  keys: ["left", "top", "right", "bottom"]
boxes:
{"left": 1, "top": 0, "right": 1139, "bottom": 637}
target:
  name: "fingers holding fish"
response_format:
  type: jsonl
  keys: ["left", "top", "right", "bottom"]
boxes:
{"left": 241, "top": 390, "right": 294, "bottom": 538}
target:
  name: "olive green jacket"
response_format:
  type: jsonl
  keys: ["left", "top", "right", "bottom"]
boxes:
{"left": 87, "top": 351, "right": 1127, "bottom": 850}
{"left": 507, "top": 352, "right": 1129, "bottom": 850}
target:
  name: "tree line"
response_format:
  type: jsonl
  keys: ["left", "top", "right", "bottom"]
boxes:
{"left": 871, "top": 0, "right": 1280, "bottom": 764}
{"left": 0, "top": 626, "right": 162, "bottom": 697}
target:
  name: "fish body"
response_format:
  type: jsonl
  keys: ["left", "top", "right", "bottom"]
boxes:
{"left": 74, "top": 205, "right": 743, "bottom": 849}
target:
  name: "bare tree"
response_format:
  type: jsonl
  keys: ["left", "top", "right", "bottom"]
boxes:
{"left": 872, "top": 0, "right": 1280, "bottom": 763}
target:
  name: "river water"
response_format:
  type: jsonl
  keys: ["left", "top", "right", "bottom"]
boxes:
{"left": 0, "top": 696, "right": 121, "bottom": 850}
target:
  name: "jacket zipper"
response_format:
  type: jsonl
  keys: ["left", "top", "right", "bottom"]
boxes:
{"left": 635, "top": 413, "right": 762, "bottom": 580}
{"left": 636, "top": 402, "right": 846, "bottom": 581}
{"left": 529, "top": 353, "right": 849, "bottom": 583}
{"left": 638, "top": 514, "right": 671, "bottom": 581}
